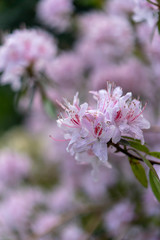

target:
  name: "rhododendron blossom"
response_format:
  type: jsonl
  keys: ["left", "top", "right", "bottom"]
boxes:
{"left": 37, "top": 0, "right": 73, "bottom": 31}
{"left": 55, "top": 84, "right": 150, "bottom": 169}
{"left": 0, "top": 29, "right": 57, "bottom": 90}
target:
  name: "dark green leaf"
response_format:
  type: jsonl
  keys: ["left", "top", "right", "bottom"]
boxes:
{"left": 128, "top": 141, "right": 149, "bottom": 154}
{"left": 119, "top": 139, "right": 130, "bottom": 146}
{"left": 129, "top": 158, "right": 148, "bottom": 188}
{"left": 140, "top": 155, "right": 159, "bottom": 178}
{"left": 149, "top": 169, "right": 160, "bottom": 202}
{"left": 148, "top": 152, "right": 160, "bottom": 159}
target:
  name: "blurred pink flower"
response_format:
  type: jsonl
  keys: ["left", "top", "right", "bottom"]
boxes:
{"left": 32, "top": 212, "right": 60, "bottom": 235}
{"left": 77, "top": 14, "right": 134, "bottom": 68}
{"left": 0, "top": 29, "right": 57, "bottom": 90}
{"left": 104, "top": 200, "right": 134, "bottom": 236}
{"left": 0, "top": 149, "right": 31, "bottom": 186}
{"left": 60, "top": 223, "right": 87, "bottom": 240}
{"left": 0, "top": 188, "right": 45, "bottom": 231}
{"left": 37, "top": 0, "right": 73, "bottom": 31}
{"left": 89, "top": 58, "right": 153, "bottom": 99}
{"left": 46, "top": 51, "right": 84, "bottom": 87}
{"left": 106, "top": 0, "right": 134, "bottom": 15}
{"left": 47, "top": 184, "right": 76, "bottom": 213}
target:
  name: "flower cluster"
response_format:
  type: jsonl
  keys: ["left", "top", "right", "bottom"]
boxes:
{"left": 0, "top": 29, "right": 56, "bottom": 90}
{"left": 56, "top": 84, "right": 150, "bottom": 168}
{"left": 36, "top": 0, "right": 73, "bottom": 32}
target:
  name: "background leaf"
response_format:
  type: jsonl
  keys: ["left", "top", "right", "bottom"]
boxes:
{"left": 148, "top": 152, "right": 160, "bottom": 159}
{"left": 129, "top": 158, "right": 148, "bottom": 188}
{"left": 149, "top": 169, "right": 160, "bottom": 202}
{"left": 128, "top": 141, "right": 149, "bottom": 154}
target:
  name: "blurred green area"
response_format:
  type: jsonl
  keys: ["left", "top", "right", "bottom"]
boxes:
{"left": 0, "top": 0, "right": 39, "bottom": 30}
{"left": 0, "top": 85, "right": 23, "bottom": 134}
{"left": 0, "top": 0, "right": 104, "bottom": 133}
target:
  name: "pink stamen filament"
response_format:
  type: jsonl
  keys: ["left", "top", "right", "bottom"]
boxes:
{"left": 49, "top": 135, "right": 70, "bottom": 142}
{"left": 131, "top": 103, "right": 147, "bottom": 122}
{"left": 61, "top": 121, "right": 79, "bottom": 128}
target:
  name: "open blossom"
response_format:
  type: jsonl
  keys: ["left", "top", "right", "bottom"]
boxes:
{"left": 0, "top": 29, "right": 57, "bottom": 90}
{"left": 37, "top": 0, "right": 73, "bottom": 31}
{"left": 132, "top": 0, "right": 159, "bottom": 27}
{"left": 55, "top": 84, "right": 150, "bottom": 168}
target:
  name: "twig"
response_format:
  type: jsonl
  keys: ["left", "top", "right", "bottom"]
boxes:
{"left": 146, "top": 0, "right": 160, "bottom": 7}
{"left": 111, "top": 143, "right": 160, "bottom": 165}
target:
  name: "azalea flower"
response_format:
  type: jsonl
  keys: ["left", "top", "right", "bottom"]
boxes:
{"left": 0, "top": 29, "right": 57, "bottom": 90}
{"left": 54, "top": 84, "right": 150, "bottom": 169}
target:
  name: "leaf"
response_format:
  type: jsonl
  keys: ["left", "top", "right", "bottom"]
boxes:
{"left": 119, "top": 139, "right": 130, "bottom": 146}
{"left": 122, "top": 136, "right": 141, "bottom": 142}
{"left": 129, "top": 158, "right": 148, "bottom": 188}
{"left": 148, "top": 152, "right": 160, "bottom": 159}
{"left": 157, "top": 12, "right": 160, "bottom": 34}
{"left": 128, "top": 141, "right": 149, "bottom": 154}
{"left": 140, "top": 155, "right": 159, "bottom": 178}
{"left": 43, "top": 99, "right": 56, "bottom": 119}
{"left": 149, "top": 169, "right": 160, "bottom": 202}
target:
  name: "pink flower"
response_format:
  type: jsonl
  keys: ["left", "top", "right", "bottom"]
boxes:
{"left": 103, "top": 200, "right": 135, "bottom": 236}
{"left": 46, "top": 51, "right": 84, "bottom": 87}
{"left": 106, "top": 0, "right": 134, "bottom": 16}
{"left": 37, "top": 0, "right": 73, "bottom": 31}
{"left": 0, "top": 29, "right": 57, "bottom": 90}
{"left": 77, "top": 14, "right": 134, "bottom": 68}
{"left": 55, "top": 84, "right": 150, "bottom": 169}
{"left": 0, "top": 149, "right": 31, "bottom": 186}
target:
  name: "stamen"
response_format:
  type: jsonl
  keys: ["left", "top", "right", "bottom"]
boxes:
{"left": 49, "top": 135, "right": 70, "bottom": 142}
{"left": 131, "top": 103, "right": 147, "bottom": 122}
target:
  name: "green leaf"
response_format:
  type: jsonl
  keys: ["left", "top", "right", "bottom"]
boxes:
{"left": 140, "top": 155, "right": 159, "bottom": 178}
{"left": 129, "top": 158, "right": 148, "bottom": 188}
{"left": 149, "top": 169, "right": 160, "bottom": 202}
{"left": 148, "top": 152, "right": 160, "bottom": 159}
{"left": 122, "top": 136, "right": 141, "bottom": 142}
{"left": 128, "top": 141, "right": 149, "bottom": 154}
{"left": 43, "top": 99, "right": 56, "bottom": 119}
{"left": 119, "top": 139, "right": 130, "bottom": 146}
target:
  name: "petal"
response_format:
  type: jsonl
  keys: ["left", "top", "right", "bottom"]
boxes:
{"left": 92, "top": 141, "right": 109, "bottom": 164}
{"left": 112, "top": 127, "right": 121, "bottom": 144}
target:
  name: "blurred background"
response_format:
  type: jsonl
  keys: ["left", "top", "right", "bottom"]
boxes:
{"left": 0, "top": 0, "right": 160, "bottom": 239}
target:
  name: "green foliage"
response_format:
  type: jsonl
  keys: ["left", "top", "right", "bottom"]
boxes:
{"left": 0, "top": 0, "right": 39, "bottom": 31}
{"left": 129, "top": 158, "right": 148, "bottom": 188}
{"left": 0, "top": 85, "right": 23, "bottom": 133}
{"left": 149, "top": 169, "right": 160, "bottom": 202}
{"left": 148, "top": 152, "right": 160, "bottom": 159}
{"left": 128, "top": 141, "right": 149, "bottom": 154}
{"left": 73, "top": 0, "right": 105, "bottom": 12}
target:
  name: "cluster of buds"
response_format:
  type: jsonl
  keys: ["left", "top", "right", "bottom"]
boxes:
{"left": 55, "top": 83, "right": 150, "bottom": 169}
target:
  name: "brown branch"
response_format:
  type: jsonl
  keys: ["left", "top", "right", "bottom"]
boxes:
{"left": 111, "top": 143, "right": 160, "bottom": 165}
{"left": 146, "top": 0, "right": 160, "bottom": 7}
